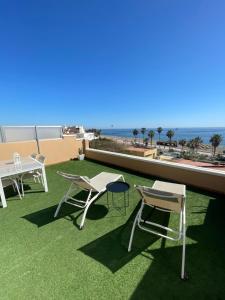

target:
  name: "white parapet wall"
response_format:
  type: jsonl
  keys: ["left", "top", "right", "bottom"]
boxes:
{"left": 85, "top": 148, "right": 225, "bottom": 194}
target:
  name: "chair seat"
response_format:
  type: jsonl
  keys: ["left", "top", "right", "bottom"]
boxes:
{"left": 21, "top": 171, "right": 35, "bottom": 179}
{"left": 90, "top": 172, "right": 122, "bottom": 192}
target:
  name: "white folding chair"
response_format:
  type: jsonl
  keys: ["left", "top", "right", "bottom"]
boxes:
{"left": 54, "top": 171, "right": 124, "bottom": 229}
{"left": 128, "top": 180, "right": 187, "bottom": 279}
{"left": 33, "top": 155, "right": 46, "bottom": 185}
{"left": 30, "top": 153, "right": 38, "bottom": 159}
{"left": 20, "top": 154, "right": 46, "bottom": 196}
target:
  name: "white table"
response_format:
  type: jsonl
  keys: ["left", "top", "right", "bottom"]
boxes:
{"left": 0, "top": 156, "right": 48, "bottom": 208}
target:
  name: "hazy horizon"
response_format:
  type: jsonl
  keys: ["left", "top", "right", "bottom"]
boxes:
{"left": 99, "top": 126, "right": 225, "bottom": 129}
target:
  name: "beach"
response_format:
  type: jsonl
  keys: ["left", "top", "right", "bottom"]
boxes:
{"left": 101, "top": 134, "right": 225, "bottom": 154}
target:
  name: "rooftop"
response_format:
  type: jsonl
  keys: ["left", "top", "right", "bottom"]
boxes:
{"left": 1, "top": 159, "right": 225, "bottom": 299}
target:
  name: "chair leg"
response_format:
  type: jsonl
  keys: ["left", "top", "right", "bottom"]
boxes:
{"left": 181, "top": 203, "right": 187, "bottom": 280}
{"left": 12, "top": 183, "right": 16, "bottom": 192}
{"left": 40, "top": 174, "right": 44, "bottom": 186}
{"left": 54, "top": 196, "right": 66, "bottom": 218}
{"left": 54, "top": 183, "right": 84, "bottom": 218}
{"left": 54, "top": 183, "right": 74, "bottom": 218}
{"left": 13, "top": 180, "right": 22, "bottom": 200}
{"left": 20, "top": 178, "right": 25, "bottom": 197}
{"left": 79, "top": 190, "right": 98, "bottom": 229}
{"left": 128, "top": 208, "right": 142, "bottom": 252}
{"left": 79, "top": 201, "right": 91, "bottom": 229}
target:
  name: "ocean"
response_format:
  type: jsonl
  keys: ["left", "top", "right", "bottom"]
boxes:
{"left": 101, "top": 128, "right": 225, "bottom": 146}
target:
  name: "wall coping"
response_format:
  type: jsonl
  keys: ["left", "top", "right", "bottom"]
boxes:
{"left": 0, "top": 138, "right": 63, "bottom": 144}
{"left": 86, "top": 148, "right": 225, "bottom": 178}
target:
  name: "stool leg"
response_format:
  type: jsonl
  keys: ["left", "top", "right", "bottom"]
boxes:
{"left": 124, "top": 192, "right": 126, "bottom": 215}
{"left": 112, "top": 192, "right": 115, "bottom": 207}
{"left": 126, "top": 190, "right": 129, "bottom": 207}
{"left": 107, "top": 192, "right": 110, "bottom": 209}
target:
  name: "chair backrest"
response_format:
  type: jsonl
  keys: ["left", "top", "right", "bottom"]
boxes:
{"left": 57, "top": 171, "right": 94, "bottom": 191}
{"left": 135, "top": 185, "right": 182, "bottom": 213}
{"left": 37, "top": 155, "right": 46, "bottom": 164}
{"left": 2, "top": 178, "right": 13, "bottom": 188}
{"left": 30, "top": 153, "right": 37, "bottom": 159}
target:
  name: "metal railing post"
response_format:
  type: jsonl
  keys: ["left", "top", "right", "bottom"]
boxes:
{"left": 35, "top": 126, "right": 40, "bottom": 154}
{"left": 61, "top": 126, "right": 64, "bottom": 138}
{"left": 0, "top": 126, "right": 3, "bottom": 143}
{"left": 0, "top": 126, "right": 6, "bottom": 143}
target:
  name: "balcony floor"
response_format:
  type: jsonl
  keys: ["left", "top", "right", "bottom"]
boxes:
{"left": 1, "top": 160, "right": 225, "bottom": 299}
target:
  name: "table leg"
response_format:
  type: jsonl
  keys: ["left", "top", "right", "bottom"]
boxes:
{"left": 0, "top": 179, "right": 7, "bottom": 208}
{"left": 41, "top": 166, "right": 48, "bottom": 192}
{"left": 112, "top": 192, "right": 115, "bottom": 207}
{"left": 127, "top": 190, "right": 129, "bottom": 207}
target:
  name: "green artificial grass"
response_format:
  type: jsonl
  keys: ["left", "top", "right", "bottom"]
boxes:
{"left": 0, "top": 159, "right": 225, "bottom": 299}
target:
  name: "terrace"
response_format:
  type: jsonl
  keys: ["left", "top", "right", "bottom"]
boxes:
{"left": 1, "top": 159, "right": 225, "bottom": 299}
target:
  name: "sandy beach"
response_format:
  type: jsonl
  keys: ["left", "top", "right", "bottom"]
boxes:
{"left": 101, "top": 135, "right": 225, "bottom": 155}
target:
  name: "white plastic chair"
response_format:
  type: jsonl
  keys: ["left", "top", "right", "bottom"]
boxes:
{"left": 30, "top": 153, "right": 38, "bottom": 159}
{"left": 20, "top": 154, "right": 46, "bottom": 196}
{"left": 128, "top": 180, "right": 187, "bottom": 279}
{"left": 2, "top": 177, "right": 22, "bottom": 200}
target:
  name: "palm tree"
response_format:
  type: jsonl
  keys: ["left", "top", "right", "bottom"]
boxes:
{"left": 157, "top": 127, "right": 163, "bottom": 144}
{"left": 193, "top": 136, "right": 203, "bottom": 152}
{"left": 187, "top": 139, "right": 195, "bottom": 152}
{"left": 141, "top": 128, "right": 146, "bottom": 143}
{"left": 166, "top": 130, "right": 175, "bottom": 148}
{"left": 179, "top": 139, "right": 186, "bottom": 151}
{"left": 148, "top": 130, "right": 155, "bottom": 147}
{"left": 132, "top": 129, "right": 139, "bottom": 143}
{"left": 187, "top": 137, "right": 203, "bottom": 153}
{"left": 157, "top": 127, "right": 163, "bottom": 148}
{"left": 210, "top": 134, "right": 223, "bottom": 156}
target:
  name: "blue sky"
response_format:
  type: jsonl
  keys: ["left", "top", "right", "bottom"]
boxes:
{"left": 0, "top": 0, "right": 225, "bottom": 128}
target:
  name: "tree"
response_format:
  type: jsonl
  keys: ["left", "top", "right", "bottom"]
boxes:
{"left": 148, "top": 130, "right": 155, "bottom": 147}
{"left": 193, "top": 136, "right": 203, "bottom": 152}
{"left": 141, "top": 128, "right": 146, "bottom": 143}
{"left": 98, "top": 129, "right": 102, "bottom": 137}
{"left": 166, "top": 130, "right": 175, "bottom": 148}
{"left": 94, "top": 129, "right": 101, "bottom": 138}
{"left": 132, "top": 129, "right": 139, "bottom": 143}
{"left": 187, "top": 136, "right": 203, "bottom": 152}
{"left": 187, "top": 139, "right": 195, "bottom": 152}
{"left": 143, "top": 137, "right": 149, "bottom": 147}
{"left": 210, "top": 134, "right": 223, "bottom": 156}
{"left": 179, "top": 139, "right": 186, "bottom": 151}
{"left": 157, "top": 127, "right": 163, "bottom": 143}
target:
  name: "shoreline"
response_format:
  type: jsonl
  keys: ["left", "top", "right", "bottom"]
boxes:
{"left": 101, "top": 135, "right": 225, "bottom": 154}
